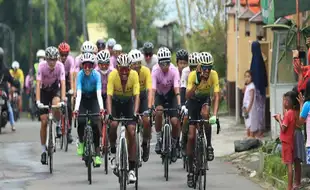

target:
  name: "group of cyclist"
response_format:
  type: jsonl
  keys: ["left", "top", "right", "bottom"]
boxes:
{"left": 3, "top": 37, "right": 220, "bottom": 188}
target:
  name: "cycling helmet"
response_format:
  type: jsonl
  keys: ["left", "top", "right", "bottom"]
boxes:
{"left": 97, "top": 50, "right": 110, "bottom": 64}
{"left": 188, "top": 52, "right": 200, "bottom": 66}
{"left": 128, "top": 49, "right": 143, "bottom": 63}
{"left": 80, "top": 52, "right": 96, "bottom": 64}
{"left": 143, "top": 42, "right": 154, "bottom": 54}
{"left": 157, "top": 47, "right": 171, "bottom": 61}
{"left": 58, "top": 42, "right": 70, "bottom": 53}
{"left": 96, "top": 39, "right": 105, "bottom": 49}
{"left": 176, "top": 49, "right": 188, "bottom": 61}
{"left": 107, "top": 38, "right": 116, "bottom": 48}
{"left": 80, "top": 41, "right": 96, "bottom": 53}
{"left": 45, "top": 46, "right": 59, "bottom": 59}
{"left": 12, "top": 61, "right": 20, "bottom": 69}
{"left": 199, "top": 52, "right": 213, "bottom": 65}
{"left": 113, "top": 44, "right": 122, "bottom": 51}
{"left": 36, "top": 49, "right": 45, "bottom": 58}
{"left": 117, "top": 53, "right": 131, "bottom": 67}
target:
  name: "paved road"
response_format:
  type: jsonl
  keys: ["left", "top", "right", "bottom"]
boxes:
{"left": 0, "top": 118, "right": 263, "bottom": 190}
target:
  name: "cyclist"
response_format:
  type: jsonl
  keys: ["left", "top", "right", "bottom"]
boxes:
{"left": 0, "top": 47, "right": 20, "bottom": 132}
{"left": 106, "top": 53, "right": 140, "bottom": 182}
{"left": 34, "top": 49, "right": 45, "bottom": 77}
{"left": 58, "top": 42, "right": 74, "bottom": 142}
{"left": 96, "top": 39, "right": 105, "bottom": 52}
{"left": 180, "top": 52, "right": 200, "bottom": 154}
{"left": 10, "top": 61, "right": 24, "bottom": 112}
{"left": 128, "top": 49, "right": 152, "bottom": 162}
{"left": 106, "top": 38, "right": 117, "bottom": 68}
{"left": 36, "top": 46, "right": 66, "bottom": 165}
{"left": 96, "top": 50, "right": 113, "bottom": 107}
{"left": 185, "top": 52, "right": 219, "bottom": 187}
{"left": 142, "top": 42, "right": 158, "bottom": 70}
{"left": 110, "top": 44, "right": 122, "bottom": 68}
{"left": 73, "top": 52, "right": 104, "bottom": 167}
{"left": 152, "top": 47, "right": 181, "bottom": 162}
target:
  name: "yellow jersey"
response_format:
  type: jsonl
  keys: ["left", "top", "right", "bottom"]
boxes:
{"left": 107, "top": 69, "right": 140, "bottom": 100}
{"left": 10, "top": 69, "right": 24, "bottom": 88}
{"left": 138, "top": 66, "right": 152, "bottom": 91}
{"left": 187, "top": 70, "right": 220, "bottom": 98}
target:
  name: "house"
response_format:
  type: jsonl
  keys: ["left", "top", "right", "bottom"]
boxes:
{"left": 87, "top": 23, "right": 108, "bottom": 44}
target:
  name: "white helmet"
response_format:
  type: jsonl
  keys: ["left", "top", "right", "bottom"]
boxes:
{"left": 157, "top": 47, "right": 171, "bottom": 60}
{"left": 12, "top": 61, "right": 20, "bottom": 69}
{"left": 128, "top": 49, "right": 143, "bottom": 63}
{"left": 117, "top": 54, "right": 131, "bottom": 67}
{"left": 36, "top": 49, "right": 45, "bottom": 58}
{"left": 97, "top": 50, "right": 110, "bottom": 64}
{"left": 199, "top": 52, "right": 213, "bottom": 66}
{"left": 113, "top": 44, "right": 122, "bottom": 51}
{"left": 45, "top": 46, "right": 59, "bottom": 59}
{"left": 80, "top": 52, "right": 96, "bottom": 64}
{"left": 107, "top": 38, "right": 116, "bottom": 47}
{"left": 188, "top": 52, "right": 200, "bottom": 66}
{"left": 81, "top": 41, "right": 97, "bottom": 53}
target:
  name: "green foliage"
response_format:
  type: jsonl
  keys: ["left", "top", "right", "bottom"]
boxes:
{"left": 87, "top": 0, "right": 166, "bottom": 52}
{"left": 263, "top": 154, "right": 288, "bottom": 184}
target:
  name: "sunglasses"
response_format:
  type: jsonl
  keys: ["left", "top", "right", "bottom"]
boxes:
{"left": 118, "top": 66, "right": 130, "bottom": 73}
{"left": 159, "top": 60, "right": 170, "bottom": 67}
{"left": 83, "top": 62, "right": 93, "bottom": 70}
{"left": 201, "top": 65, "right": 212, "bottom": 71}
{"left": 144, "top": 53, "right": 152, "bottom": 57}
{"left": 60, "top": 53, "right": 69, "bottom": 57}
{"left": 98, "top": 61, "right": 110, "bottom": 65}
{"left": 131, "top": 61, "right": 142, "bottom": 67}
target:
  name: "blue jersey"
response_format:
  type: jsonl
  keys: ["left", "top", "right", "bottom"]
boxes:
{"left": 76, "top": 70, "right": 102, "bottom": 94}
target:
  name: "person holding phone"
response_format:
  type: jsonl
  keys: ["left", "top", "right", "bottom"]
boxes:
{"left": 293, "top": 49, "right": 309, "bottom": 93}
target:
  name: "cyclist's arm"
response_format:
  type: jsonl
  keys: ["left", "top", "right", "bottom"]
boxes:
{"left": 186, "top": 72, "right": 197, "bottom": 99}
{"left": 106, "top": 72, "right": 114, "bottom": 115}
{"left": 95, "top": 72, "right": 104, "bottom": 110}
{"left": 36, "top": 80, "right": 41, "bottom": 102}
{"left": 6, "top": 69, "right": 19, "bottom": 89}
{"left": 133, "top": 72, "right": 140, "bottom": 113}
{"left": 20, "top": 70, "right": 25, "bottom": 89}
{"left": 173, "top": 71, "right": 181, "bottom": 105}
{"left": 59, "top": 66, "right": 66, "bottom": 101}
{"left": 74, "top": 73, "right": 82, "bottom": 111}
{"left": 212, "top": 72, "right": 220, "bottom": 116}
{"left": 145, "top": 68, "right": 153, "bottom": 108}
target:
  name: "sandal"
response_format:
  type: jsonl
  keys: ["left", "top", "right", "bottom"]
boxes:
{"left": 187, "top": 172, "right": 195, "bottom": 188}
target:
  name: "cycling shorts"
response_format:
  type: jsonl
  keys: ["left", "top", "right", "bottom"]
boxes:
{"left": 154, "top": 89, "right": 178, "bottom": 117}
{"left": 139, "top": 91, "right": 148, "bottom": 113}
{"left": 188, "top": 96, "right": 211, "bottom": 124}
{"left": 39, "top": 89, "right": 60, "bottom": 115}
{"left": 112, "top": 97, "right": 135, "bottom": 125}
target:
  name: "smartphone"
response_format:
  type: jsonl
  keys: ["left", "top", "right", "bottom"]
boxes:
{"left": 299, "top": 51, "right": 306, "bottom": 59}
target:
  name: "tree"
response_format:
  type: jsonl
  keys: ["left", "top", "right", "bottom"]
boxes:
{"left": 87, "top": 0, "right": 166, "bottom": 52}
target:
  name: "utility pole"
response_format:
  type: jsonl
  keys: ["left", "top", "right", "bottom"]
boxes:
{"left": 65, "top": 0, "right": 68, "bottom": 42}
{"left": 235, "top": 0, "right": 240, "bottom": 123}
{"left": 81, "top": 0, "right": 87, "bottom": 41}
{"left": 130, "top": 0, "right": 137, "bottom": 49}
{"left": 44, "top": 0, "right": 48, "bottom": 48}
{"left": 29, "top": 0, "right": 33, "bottom": 67}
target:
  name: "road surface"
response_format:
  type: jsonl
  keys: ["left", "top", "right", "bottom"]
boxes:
{"left": 0, "top": 118, "right": 263, "bottom": 190}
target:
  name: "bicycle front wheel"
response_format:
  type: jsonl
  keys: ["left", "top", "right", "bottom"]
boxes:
{"left": 48, "top": 120, "right": 54, "bottom": 174}
{"left": 120, "top": 138, "right": 127, "bottom": 190}
{"left": 163, "top": 124, "right": 170, "bottom": 181}
{"left": 135, "top": 129, "right": 140, "bottom": 190}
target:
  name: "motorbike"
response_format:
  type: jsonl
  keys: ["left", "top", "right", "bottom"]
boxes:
{"left": 0, "top": 89, "right": 9, "bottom": 134}
{"left": 12, "top": 90, "right": 19, "bottom": 122}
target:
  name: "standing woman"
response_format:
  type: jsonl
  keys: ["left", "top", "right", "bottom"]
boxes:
{"left": 250, "top": 41, "right": 268, "bottom": 138}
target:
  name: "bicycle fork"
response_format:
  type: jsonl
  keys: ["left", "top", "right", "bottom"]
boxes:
{"left": 118, "top": 126, "right": 129, "bottom": 174}
{"left": 161, "top": 124, "right": 172, "bottom": 156}
{"left": 46, "top": 112, "right": 56, "bottom": 152}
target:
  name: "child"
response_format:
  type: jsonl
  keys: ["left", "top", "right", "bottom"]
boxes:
{"left": 242, "top": 70, "right": 255, "bottom": 138}
{"left": 274, "top": 91, "right": 300, "bottom": 190}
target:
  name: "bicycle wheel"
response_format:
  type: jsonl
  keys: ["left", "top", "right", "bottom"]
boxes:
{"left": 102, "top": 123, "right": 109, "bottom": 174}
{"left": 135, "top": 128, "right": 140, "bottom": 190}
{"left": 163, "top": 124, "right": 170, "bottom": 181}
{"left": 85, "top": 126, "right": 93, "bottom": 185}
{"left": 63, "top": 113, "right": 69, "bottom": 152}
{"left": 120, "top": 138, "right": 127, "bottom": 190}
{"left": 198, "top": 137, "right": 207, "bottom": 190}
{"left": 48, "top": 120, "right": 53, "bottom": 174}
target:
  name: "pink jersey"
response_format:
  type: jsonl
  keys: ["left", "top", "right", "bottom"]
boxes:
{"left": 25, "top": 75, "right": 31, "bottom": 89}
{"left": 62, "top": 55, "right": 74, "bottom": 76}
{"left": 110, "top": 55, "right": 117, "bottom": 68}
{"left": 96, "top": 68, "right": 113, "bottom": 94}
{"left": 36, "top": 61, "right": 65, "bottom": 90}
{"left": 74, "top": 54, "right": 82, "bottom": 73}
{"left": 151, "top": 64, "right": 180, "bottom": 95}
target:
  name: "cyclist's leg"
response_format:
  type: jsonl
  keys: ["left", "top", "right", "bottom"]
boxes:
{"left": 154, "top": 93, "right": 164, "bottom": 154}
{"left": 7, "top": 101, "right": 15, "bottom": 130}
{"left": 168, "top": 94, "right": 180, "bottom": 162}
{"left": 124, "top": 99, "right": 137, "bottom": 182}
{"left": 109, "top": 99, "right": 120, "bottom": 169}
{"left": 51, "top": 91, "right": 61, "bottom": 138}
{"left": 88, "top": 97, "right": 101, "bottom": 165}
{"left": 77, "top": 98, "right": 87, "bottom": 156}
{"left": 200, "top": 97, "right": 214, "bottom": 161}
{"left": 66, "top": 94, "right": 73, "bottom": 143}
{"left": 18, "top": 87, "right": 22, "bottom": 112}
{"left": 39, "top": 90, "right": 51, "bottom": 164}
{"left": 186, "top": 99, "right": 199, "bottom": 187}
{"left": 140, "top": 91, "right": 151, "bottom": 161}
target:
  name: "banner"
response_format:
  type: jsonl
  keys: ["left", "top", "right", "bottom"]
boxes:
{"left": 261, "top": 0, "right": 274, "bottom": 24}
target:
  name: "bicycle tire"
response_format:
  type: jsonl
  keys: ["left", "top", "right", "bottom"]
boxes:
{"left": 120, "top": 138, "right": 127, "bottom": 190}
{"left": 64, "top": 114, "right": 69, "bottom": 152}
{"left": 85, "top": 126, "right": 93, "bottom": 185}
{"left": 163, "top": 124, "right": 170, "bottom": 181}
{"left": 60, "top": 116, "right": 64, "bottom": 150}
{"left": 135, "top": 127, "right": 140, "bottom": 190}
{"left": 48, "top": 120, "right": 53, "bottom": 174}
{"left": 102, "top": 123, "right": 109, "bottom": 174}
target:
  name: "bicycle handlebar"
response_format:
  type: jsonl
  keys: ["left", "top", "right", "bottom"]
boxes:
{"left": 38, "top": 104, "right": 64, "bottom": 109}
{"left": 111, "top": 117, "right": 137, "bottom": 122}
{"left": 155, "top": 108, "right": 178, "bottom": 112}
{"left": 77, "top": 113, "right": 101, "bottom": 117}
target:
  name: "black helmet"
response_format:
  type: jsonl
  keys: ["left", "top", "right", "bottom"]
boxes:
{"left": 96, "top": 39, "right": 105, "bottom": 50}
{"left": 143, "top": 42, "right": 154, "bottom": 54}
{"left": 176, "top": 49, "right": 188, "bottom": 61}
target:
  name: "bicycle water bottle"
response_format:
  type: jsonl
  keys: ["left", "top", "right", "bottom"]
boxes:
{"left": 307, "top": 147, "right": 310, "bottom": 165}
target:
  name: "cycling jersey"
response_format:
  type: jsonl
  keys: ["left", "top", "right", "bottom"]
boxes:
{"left": 9, "top": 69, "right": 24, "bottom": 88}
{"left": 36, "top": 61, "right": 65, "bottom": 91}
{"left": 142, "top": 54, "right": 158, "bottom": 70}
{"left": 181, "top": 66, "right": 190, "bottom": 88}
{"left": 187, "top": 70, "right": 220, "bottom": 98}
{"left": 151, "top": 64, "right": 180, "bottom": 95}
{"left": 96, "top": 68, "right": 113, "bottom": 95}
{"left": 110, "top": 55, "right": 117, "bottom": 68}
{"left": 107, "top": 69, "right": 140, "bottom": 100}
{"left": 76, "top": 70, "right": 101, "bottom": 94}
{"left": 63, "top": 55, "right": 75, "bottom": 76}
{"left": 74, "top": 54, "right": 82, "bottom": 73}
{"left": 138, "top": 65, "right": 152, "bottom": 91}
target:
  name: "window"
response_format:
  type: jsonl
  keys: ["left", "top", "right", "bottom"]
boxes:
{"left": 245, "top": 21, "right": 250, "bottom": 36}
{"left": 256, "top": 24, "right": 266, "bottom": 40}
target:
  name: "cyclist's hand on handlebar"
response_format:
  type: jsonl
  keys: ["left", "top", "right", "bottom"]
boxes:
{"left": 133, "top": 113, "right": 141, "bottom": 122}
{"left": 99, "top": 109, "right": 105, "bottom": 119}
{"left": 177, "top": 105, "right": 182, "bottom": 115}
{"left": 72, "top": 110, "right": 79, "bottom": 119}
{"left": 181, "top": 105, "right": 188, "bottom": 115}
{"left": 58, "top": 101, "right": 66, "bottom": 107}
{"left": 36, "top": 101, "right": 44, "bottom": 109}
{"left": 68, "top": 89, "right": 73, "bottom": 95}
{"left": 209, "top": 115, "right": 217, "bottom": 124}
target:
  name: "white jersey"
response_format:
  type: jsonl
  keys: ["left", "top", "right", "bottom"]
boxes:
{"left": 181, "top": 66, "right": 190, "bottom": 88}
{"left": 142, "top": 54, "right": 158, "bottom": 70}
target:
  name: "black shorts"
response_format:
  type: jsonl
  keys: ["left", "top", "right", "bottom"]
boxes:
{"left": 154, "top": 90, "right": 178, "bottom": 117}
{"left": 39, "top": 89, "right": 60, "bottom": 115}
{"left": 102, "top": 93, "right": 107, "bottom": 109}
{"left": 188, "top": 96, "right": 211, "bottom": 124}
{"left": 112, "top": 97, "right": 134, "bottom": 118}
{"left": 78, "top": 93, "right": 100, "bottom": 126}
{"left": 139, "top": 91, "right": 148, "bottom": 113}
